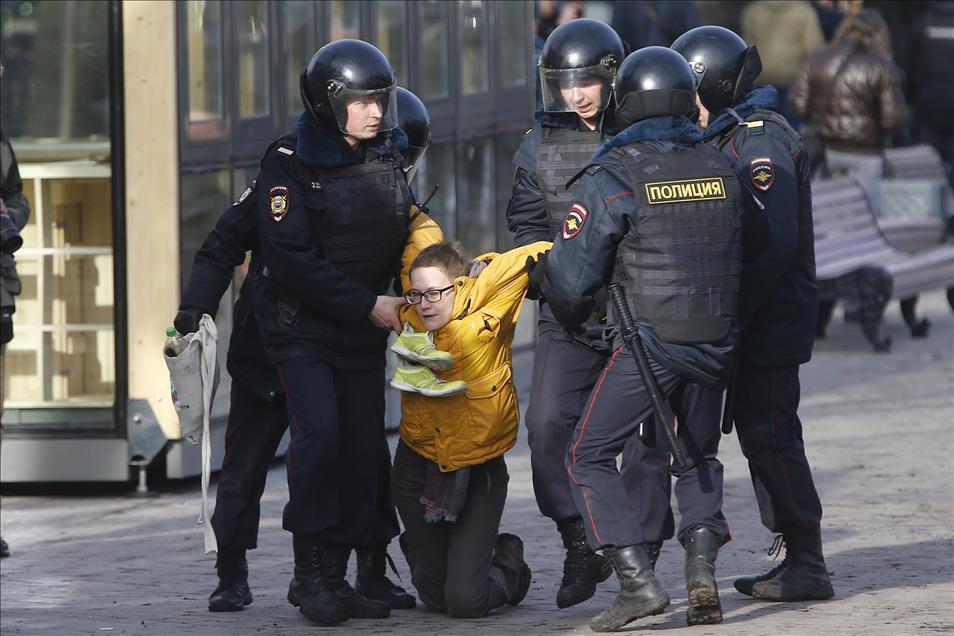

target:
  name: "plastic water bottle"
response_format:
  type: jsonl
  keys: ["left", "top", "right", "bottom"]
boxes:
{"left": 164, "top": 326, "right": 187, "bottom": 357}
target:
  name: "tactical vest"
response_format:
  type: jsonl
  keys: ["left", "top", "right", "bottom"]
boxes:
{"left": 307, "top": 159, "right": 411, "bottom": 293}
{"left": 598, "top": 141, "right": 743, "bottom": 345}
{"left": 536, "top": 127, "right": 603, "bottom": 234}
{"left": 713, "top": 108, "right": 816, "bottom": 282}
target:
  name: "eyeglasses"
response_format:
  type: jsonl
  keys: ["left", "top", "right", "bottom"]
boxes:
{"left": 404, "top": 285, "right": 455, "bottom": 305}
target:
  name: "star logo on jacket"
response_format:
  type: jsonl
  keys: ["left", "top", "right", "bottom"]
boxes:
{"left": 750, "top": 157, "right": 774, "bottom": 191}
{"left": 268, "top": 186, "right": 289, "bottom": 222}
{"left": 562, "top": 202, "right": 588, "bottom": 240}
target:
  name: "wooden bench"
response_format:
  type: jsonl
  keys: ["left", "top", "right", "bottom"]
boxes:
{"left": 879, "top": 144, "right": 952, "bottom": 251}
{"left": 812, "top": 177, "right": 954, "bottom": 351}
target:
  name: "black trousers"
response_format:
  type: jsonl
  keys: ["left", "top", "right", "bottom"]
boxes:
{"left": 210, "top": 383, "right": 288, "bottom": 551}
{"left": 565, "top": 347, "right": 727, "bottom": 549}
{"left": 525, "top": 330, "right": 644, "bottom": 523}
{"left": 391, "top": 441, "right": 512, "bottom": 618}
{"left": 277, "top": 357, "right": 399, "bottom": 546}
{"left": 630, "top": 379, "right": 729, "bottom": 545}
{"left": 732, "top": 363, "right": 822, "bottom": 535}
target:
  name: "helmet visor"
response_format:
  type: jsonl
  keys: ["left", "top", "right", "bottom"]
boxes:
{"left": 539, "top": 64, "right": 614, "bottom": 115}
{"left": 404, "top": 144, "right": 428, "bottom": 183}
{"left": 328, "top": 83, "right": 399, "bottom": 136}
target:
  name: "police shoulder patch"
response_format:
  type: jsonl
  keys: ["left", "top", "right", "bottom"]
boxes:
{"left": 750, "top": 157, "right": 774, "bottom": 191}
{"left": 268, "top": 186, "right": 289, "bottom": 222}
{"left": 562, "top": 202, "right": 588, "bottom": 240}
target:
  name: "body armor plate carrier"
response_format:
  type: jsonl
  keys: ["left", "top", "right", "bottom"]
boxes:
{"left": 536, "top": 127, "right": 604, "bottom": 234}
{"left": 598, "top": 142, "right": 743, "bottom": 344}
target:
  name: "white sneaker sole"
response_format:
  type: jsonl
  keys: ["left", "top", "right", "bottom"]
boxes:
{"left": 390, "top": 379, "right": 466, "bottom": 397}
{"left": 390, "top": 343, "right": 454, "bottom": 371}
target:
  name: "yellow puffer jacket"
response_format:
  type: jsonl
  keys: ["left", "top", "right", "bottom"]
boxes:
{"left": 400, "top": 207, "right": 444, "bottom": 293}
{"left": 398, "top": 241, "right": 551, "bottom": 471}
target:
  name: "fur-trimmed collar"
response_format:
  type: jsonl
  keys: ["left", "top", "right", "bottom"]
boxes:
{"left": 295, "top": 113, "right": 408, "bottom": 169}
{"left": 704, "top": 85, "right": 780, "bottom": 141}
{"left": 593, "top": 115, "right": 702, "bottom": 159}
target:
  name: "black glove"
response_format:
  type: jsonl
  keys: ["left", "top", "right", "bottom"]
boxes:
{"left": 174, "top": 308, "right": 203, "bottom": 335}
{"left": 524, "top": 251, "right": 549, "bottom": 301}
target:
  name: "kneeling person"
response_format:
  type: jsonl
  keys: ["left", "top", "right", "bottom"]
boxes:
{"left": 391, "top": 240, "right": 549, "bottom": 617}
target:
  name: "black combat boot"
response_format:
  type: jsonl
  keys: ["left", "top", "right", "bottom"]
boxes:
{"left": 555, "top": 516, "right": 613, "bottom": 608}
{"left": 590, "top": 544, "right": 670, "bottom": 633}
{"left": 734, "top": 530, "right": 834, "bottom": 601}
{"left": 322, "top": 544, "right": 391, "bottom": 618}
{"left": 287, "top": 534, "right": 349, "bottom": 626}
{"left": 0, "top": 537, "right": 9, "bottom": 558}
{"left": 682, "top": 526, "right": 722, "bottom": 625}
{"left": 208, "top": 549, "right": 253, "bottom": 612}
{"left": 490, "top": 533, "right": 532, "bottom": 607}
{"left": 641, "top": 540, "right": 663, "bottom": 570}
{"left": 355, "top": 546, "right": 416, "bottom": 609}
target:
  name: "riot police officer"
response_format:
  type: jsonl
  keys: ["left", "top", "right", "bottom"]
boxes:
{"left": 672, "top": 25, "right": 834, "bottom": 603}
{"left": 539, "top": 46, "right": 744, "bottom": 632}
{"left": 177, "top": 45, "right": 430, "bottom": 622}
{"left": 506, "top": 18, "right": 630, "bottom": 608}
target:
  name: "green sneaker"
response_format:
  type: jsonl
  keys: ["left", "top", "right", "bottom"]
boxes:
{"left": 390, "top": 324, "right": 454, "bottom": 371}
{"left": 390, "top": 365, "right": 467, "bottom": 398}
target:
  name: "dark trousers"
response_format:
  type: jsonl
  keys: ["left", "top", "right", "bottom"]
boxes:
{"left": 526, "top": 330, "right": 644, "bottom": 523}
{"left": 210, "top": 383, "right": 288, "bottom": 551}
{"left": 632, "top": 380, "right": 729, "bottom": 545}
{"left": 278, "top": 357, "right": 399, "bottom": 546}
{"left": 566, "top": 347, "right": 727, "bottom": 549}
{"left": 732, "top": 363, "right": 822, "bottom": 535}
{"left": 391, "top": 441, "right": 511, "bottom": 618}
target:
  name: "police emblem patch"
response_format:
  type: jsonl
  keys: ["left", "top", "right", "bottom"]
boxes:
{"left": 750, "top": 157, "right": 774, "bottom": 191}
{"left": 268, "top": 186, "right": 289, "bottom": 222}
{"left": 562, "top": 203, "right": 588, "bottom": 240}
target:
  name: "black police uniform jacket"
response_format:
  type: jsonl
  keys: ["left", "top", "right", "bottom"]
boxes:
{"left": 252, "top": 114, "right": 411, "bottom": 369}
{"left": 705, "top": 85, "right": 818, "bottom": 367}
{"left": 507, "top": 110, "right": 618, "bottom": 349}
{"left": 541, "top": 115, "right": 743, "bottom": 389}
{"left": 178, "top": 175, "right": 283, "bottom": 402}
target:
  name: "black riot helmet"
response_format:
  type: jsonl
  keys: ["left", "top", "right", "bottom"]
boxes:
{"left": 395, "top": 87, "right": 430, "bottom": 183}
{"left": 300, "top": 39, "right": 398, "bottom": 134}
{"left": 613, "top": 46, "right": 697, "bottom": 129}
{"left": 671, "top": 26, "right": 762, "bottom": 113}
{"left": 538, "top": 18, "right": 625, "bottom": 114}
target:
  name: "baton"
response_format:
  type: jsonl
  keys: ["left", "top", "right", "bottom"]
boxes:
{"left": 721, "top": 365, "right": 737, "bottom": 435}
{"left": 608, "top": 283, "right": 689, "bottom": 471}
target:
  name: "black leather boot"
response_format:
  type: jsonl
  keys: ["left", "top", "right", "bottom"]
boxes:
{"left": 355, "top": 546, "right": 416, "bottom": 609}
{"left": 641, "top": 540, "right": 663, "bottom": 570}
{"left": 682, "top": 526, "right": 722, "bottom": 625}
{"left": 208, "top": 549, "right": 253, "bottom": 612}
{"left": 734, "top": 530, "right": 834, "bottom": 601}
{"left": 287, "top": 534, "right": 349, "bottom": 626}
{"left": 555, "top": 517, "right": 613, "bottom": 608}
{"left": 322, "top": 544, "right": 391, "bottom": 618}
{"left": 490, "top": 533, "right": 532, "bottom": 607}
{"left": 590, "top": 544, "right": 670, "bottom": 633}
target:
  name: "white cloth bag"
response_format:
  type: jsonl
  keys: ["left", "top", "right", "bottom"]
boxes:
{"left": 163, "top": 314, "right": 220, "bottom": 553}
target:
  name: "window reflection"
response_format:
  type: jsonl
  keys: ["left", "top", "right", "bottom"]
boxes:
{"left": 237, "top": 1, "right": 270, "bottom": 118}
{"left": 419, "top": 0, "right": 449, "bottom": 99}
{"left": 415, "top": 143, "right": 456, "bottom": 239}
{"left": 460, "top": 0, "right": 488, "bottom": 96}
{"left": 179, "top": 170, "right": 232, "bottom": 293}
{"left": 375, "top": 1, "right": 407, "bottom": 85}
{"left": 456, "top": 137, "right": 495, "bottom": 255}
{"left": 499, "top": 0, "right": 529, "bottom": 87}
{"left": 186, "top": 0, "right": 225, "bottom": 123}
{"left": 283, "top": 2, "right": 317, "bottom": 118}
{"left": 329, "top": 0, "right": 360, "bottom": 40}
{"left": 0, "top": 0, "right": 110, "bottom": 151}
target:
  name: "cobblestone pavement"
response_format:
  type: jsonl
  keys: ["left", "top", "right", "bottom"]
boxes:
{"left": 2, "top": 291, "right": 952, "bottom": 635}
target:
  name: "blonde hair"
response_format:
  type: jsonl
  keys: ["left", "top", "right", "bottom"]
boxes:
{"left": 409, "top": 241, "right": 469, "bottom": 280}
